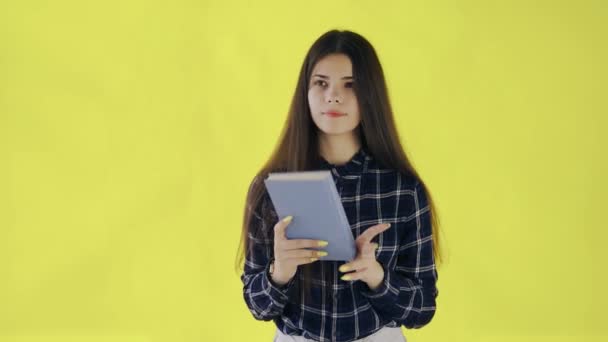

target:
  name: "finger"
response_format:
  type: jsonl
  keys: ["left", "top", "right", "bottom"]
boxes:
{"left": 340, "top": 268, "right": 368, "bottom": 281}
{"left": 358, "top": 223, "right": 391, "bottom": 244}
{"left": 274, "top": 215, "right": 293, "bottom": 241}
{"left": 294, "top": 256, "right": 321, "bottom": 266}
{"left": 339, "top": 259, "right": 365, "bottom": 273}
{"left": 339, "top": 253, "right": 377, "bottom": 272}
{"left": 283, "top": 239, "right": 328, "bottom": 250}
{"left": 283, "top": 249, "right": 328, "bottom": 259}
{"left": 357, "top": 223, "right": 391, "bottom": 245}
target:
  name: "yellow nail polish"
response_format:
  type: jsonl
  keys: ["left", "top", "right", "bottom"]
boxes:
{"left": 317, "top": 251, "right": 328, "bottom": 257}
{"left": 318, "top": 240, "right": 329, "bottom": 247}
{"left": 282, "top": 216, "right": 293, "bottom": 223}
{"left": 341, "top": 275, "right": 351, "bottom": 281}
{"left": 339, "top": 265, "right": 350, "bottom": 272}
{"left": 310, "top": 257, "right": 318, "bottom": 262}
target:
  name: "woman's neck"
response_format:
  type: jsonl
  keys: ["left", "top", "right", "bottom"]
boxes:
{"left": 318, "top": 132, "right": 362, "bottom": 166}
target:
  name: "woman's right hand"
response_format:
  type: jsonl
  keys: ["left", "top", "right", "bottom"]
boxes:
{"left": 271, "top": 215, "right": 329, "bottom": 286}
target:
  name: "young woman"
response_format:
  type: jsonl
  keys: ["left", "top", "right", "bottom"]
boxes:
{"left": 237, "top": 29, "right": 443, "bottom": 342}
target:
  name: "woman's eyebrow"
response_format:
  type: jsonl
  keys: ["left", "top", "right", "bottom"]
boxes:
{"left": 312, "top": 74, "right": 353, "bottom": 80}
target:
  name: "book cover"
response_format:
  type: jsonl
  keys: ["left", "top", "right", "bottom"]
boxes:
{"left": 263, "top": 170, "right": 357, "bottom": 261}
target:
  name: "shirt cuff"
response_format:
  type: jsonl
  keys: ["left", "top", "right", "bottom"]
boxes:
{"left": 263, "top": 261, "right": 297, "bottom": 305}
{"left": 360, "top": 262, "right": 396, "bottom": 300}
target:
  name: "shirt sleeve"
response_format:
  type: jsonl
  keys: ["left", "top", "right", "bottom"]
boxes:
{"left": 360, "top": 179, "right": 439, "bottom": 329}
{"left": 240, "top": 178, "right": 298, "bottom": 321}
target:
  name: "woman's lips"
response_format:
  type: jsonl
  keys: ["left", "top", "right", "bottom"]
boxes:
{"left": 324, "top": 111, "right": 346, "bottom": 117}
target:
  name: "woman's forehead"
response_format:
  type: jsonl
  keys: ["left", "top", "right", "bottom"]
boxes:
{"left": 312, "top": 54, "right": 353, "bottom": 77}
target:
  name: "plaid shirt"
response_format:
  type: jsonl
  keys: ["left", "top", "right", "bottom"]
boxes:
{"left": 241, "top": 147, "right": 439, "bottom": 342}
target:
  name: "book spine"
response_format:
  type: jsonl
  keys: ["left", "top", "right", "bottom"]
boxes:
{"left": 324, "top": 176, "right": 356, "bottom": 259}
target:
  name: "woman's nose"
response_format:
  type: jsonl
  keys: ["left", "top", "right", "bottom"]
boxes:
{"left": 326, "top": 88, "right": 342, "bottom": 103}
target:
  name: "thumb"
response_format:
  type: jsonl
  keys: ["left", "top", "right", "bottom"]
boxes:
{"left": 274, "top": 215, "right": 293, "bottom": 240}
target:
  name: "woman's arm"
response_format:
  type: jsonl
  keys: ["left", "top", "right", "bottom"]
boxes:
{"left": 360, "top": 180, "right": 439, "bottom": 329}
{"left": 240, "top": 183, "right": 297, "bottom": 321}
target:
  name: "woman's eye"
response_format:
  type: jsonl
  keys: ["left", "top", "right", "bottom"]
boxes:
{"left": 313, "top": 80, "right": 353, "bottom": 88}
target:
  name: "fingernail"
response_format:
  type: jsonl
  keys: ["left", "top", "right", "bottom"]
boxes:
{"left": 318, "top": 240, "right": 329, "bottom": 247}
{"left": 310, "top": 257, "right": 318, "bottom": 262}
{"left": 339, "top": 265, "right": 350, "bottom": 272}
{"left": 341, "top": 275, "right": 351, "bottom": 281}
{"left": 282, "top": 216, "right": 293, "bottom": 223}
{"left": 317, "top": 251, "right": 328, "bottom": 257}
{"left": 385, "top": 223, "right": 391, "bottom": 228}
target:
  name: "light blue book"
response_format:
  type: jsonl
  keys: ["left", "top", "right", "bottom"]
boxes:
{"left": 264, "top": 170, "right": 357, "bottom": 261}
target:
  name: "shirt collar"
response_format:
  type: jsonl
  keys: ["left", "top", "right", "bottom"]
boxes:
{"left": 318, "top": 146, "right": 370, "bottom": 178}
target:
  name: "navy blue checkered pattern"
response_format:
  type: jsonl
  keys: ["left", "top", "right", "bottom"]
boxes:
{"left": 241, "top": 147, "right": 438, "bottom": 342}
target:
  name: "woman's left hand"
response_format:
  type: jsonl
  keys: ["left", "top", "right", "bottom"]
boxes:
{"left": 339, "top": 222, "right": 392, "bottom": 290}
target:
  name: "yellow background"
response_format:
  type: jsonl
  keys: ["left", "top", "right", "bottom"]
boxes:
{"left": 1, "top": 0, "right": 606, "bottom": 341}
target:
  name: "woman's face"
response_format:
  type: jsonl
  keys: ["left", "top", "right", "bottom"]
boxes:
{"left": 308, "top": 53, "right": 361, "bottom": 136}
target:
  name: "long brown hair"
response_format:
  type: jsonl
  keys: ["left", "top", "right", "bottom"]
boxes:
{"left": 235, "top": 29, "right": 444, "bottom": 303}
